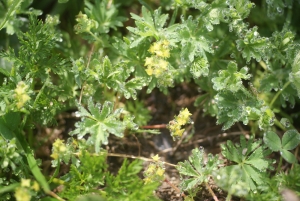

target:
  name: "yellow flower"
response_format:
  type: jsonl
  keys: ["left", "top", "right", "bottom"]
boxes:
{"left": 31, "top": 181, "right": 40, "bottom": 192}
{"left": 145, "top": 163, "right": 156, "bottom": 174}
{"left": 152, "top": 154, "right": 160, "bottom": 162}
{"left": 154, "top": 67, "right": 163, "bottom": 76}
{"left": 14, "top": 81, "right": 31, "bottom": 109}
{"left": 157, "top": 59, "right": 168, "bottom": 70}
{"left": 50, "top": 152, "right": 59, "bottom": 160}
{"left": 51, "top": 139, "right": 67, "bottom": 159}
{"left": 181, "top": 108, "right": 192, "bottom": 119}
{"left": 168, "top": 122, "right": 181, "bottom": 132}
{"left": 149, "top": 42, "right": 160, "bottom": 54}
{"left": 21, "top": 179, "right": 31, "bottom": 188}
{"left": 162, "top": 40, "right": 170, "bottom": 46}
{"left": 15, "top": 187, "right": 31, "bottom": 201}
{"left": 156, "top": 167, "right": 165, "bottom": 176}
{"left": 145, "top": 57, "right": 154, "bottom": 67}
{"left": 144, "top": 177, "right": 152, "bottom": 184}
{"left": 155, "top": 50, "right": 163, "bottom": 57}
{"left": 161, "top": 48, "right": 170, "bottom": 58}
{"left": 145, "top": 67, "right": 154, "bottom": 76}
{"left": 173, "top": 128, "right": 185, "bottom": 137}
{"left": 176, "top": 108, "right": 192, "bottom": 125}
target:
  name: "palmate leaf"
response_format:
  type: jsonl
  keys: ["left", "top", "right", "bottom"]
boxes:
{"left": 84, "top": 0, "right": 127, "bottom": 34}
{"left": 177, "top": 148, "right": 220, "bottom": 191}
{"left": 236, "top": 26, "right": 270, "bottom": 62}
{"left": 178, "top": 16, "right": 215, "bottom": 64}
{"left": 221, "top": 135, "right": 273, "bottom": 191}
{"left": 127, "top": 6, "right": 169, "bottom": 46}
{"left": 84, "top": 56, "right": 146, "bottom": 100}
{"left": 70, "top": 98, "right": 137, "bottom": 153}
{"left": 212, "top": 61, "right": 251, "bottom": 92}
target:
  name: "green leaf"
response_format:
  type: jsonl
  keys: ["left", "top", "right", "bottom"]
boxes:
{"left": 127, "top": 6, "right": 160, "bottom": 40}
{"left": 0, "top": 112, "right": 50, "bottom": 193}
{"left": 221, "top": 135, "right": 273, "bottom": 190}
{"left": 263, "top": 131, "right": 281, "bottom": 152}
{"left": 83, "top": 0, "right": 127, "bottom": 34}
{"left": 289, "top": 51, "right": 300, "bottom": 97}
{"left": 212, "top": 61, "right": 251, "bottom": 92}
{"left": 213, "top": 166, "right": 250, "bottom": 197}
{"left": 70, "top": 99, "right": 137, "bottom": 153}
{"left": 190, "top": 57, "right": 209, "bottom": 78}
{"left": 0, "top": 0, "right": 23, "bottom": 32}
{"left": 177, "top": 148, "right": 220, "bottom": 191}
{"left": 178, "top": 16, "right": 215, "bottom": 63}
{"left": 76, "top": 194, "right": 106, "bottom": 201}
{"left": 236, "top": 26, "right": 270, "bottom": 62}
{"left": 58, "top": 0, "right": 69, "bottom": 3}
{"left": 214, "top": 90, "right": 266, "bottom": 130}
{"left": 281, "top": 149, "right": 297, "bottom": 164}
{"left": 282, "top": 129, "right": 300, "bottom": 150}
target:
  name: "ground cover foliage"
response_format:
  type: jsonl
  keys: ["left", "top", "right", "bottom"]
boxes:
{"left": 1, "top": 0, "right": 300, "bottom": 200}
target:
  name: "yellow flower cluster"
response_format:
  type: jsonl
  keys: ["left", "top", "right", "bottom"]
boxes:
{"left": 168, "top": 108, "right": 192, "bottom": 139}
{"left": 143, "top": 155, "right": 165, "bottom": 184}
{"left": 14, "top": 81, "right": 31, "bottom": 109}
{"left": 144, "top": 40, "right": 170, "bottom": 77}
{"left": 50, "top": 139, "right": 67, "bottom": 160}
{"left": 14, "top": 179, "right": 40, "bottom": 201}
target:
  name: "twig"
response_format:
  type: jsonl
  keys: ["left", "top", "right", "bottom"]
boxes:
{"left": 73, "top": 152, "right": 177, "bottom": 167}
{"left": 204, "top": 182, "right": 219, "bottom": 201}
{"left": 237, "top": 122, "right": 249, "bottom": 137}
{"left": 79, "top": 44, "right": 94, "bottom": 104}
{"left": 47, "top": 191, "right": 65, "bottom": 201}
{"left": 164, "top": 178, "right": 186, "bottom": 197}
{"left": 132, "top": 134, "right": 141, "bottom": 156}
{"left": 107, "top": 152, "right": 176, "bottom": 167}
{"left": 141, "top": 124, "right": 167, "bottom": 129}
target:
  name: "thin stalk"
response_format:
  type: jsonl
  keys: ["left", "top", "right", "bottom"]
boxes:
{"left": 226, "top": 193, "right": 232, "bottom": 201}
{"left": 274, "top": 119, "right": 286, "bottom": 131}
{"left": 47, "top": 191, "right": 65, "bottom": 201}
{"left": 48, "top": 160, "right": 61, "bottom": 183}
{"left": 276, "top": 155, "right": 283, "bottom": 174}
{"left": 164, "top": 178, "right": 186, "bottom": 197}
{"left": 270, "top": 81, "right": 291, "bottom": 108}
{"left": 88, "top": 31, "right": 104, "bottom": 44}
{"left": 79, "top": 44, "right": 94, "bottom": 104}
{"left": 33, "top": 77, "right": 50, "bottom": 109}
{"left": 73, "top": 152, "right": 177, "bottom": 167}
{"left": 205, "top": 182, "right": 219, "bottom": 201}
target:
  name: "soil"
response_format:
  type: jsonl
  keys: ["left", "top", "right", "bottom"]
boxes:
{"left": 36, "top": 81, "right": 249, "bottom": 201}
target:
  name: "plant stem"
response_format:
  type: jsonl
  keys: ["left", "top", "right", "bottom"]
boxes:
{"left": 141, "top": 124, "right": 167, "bottom": 129}
{"left": 276, "top": 155, "right": 283, "bottom": 174}
{"left": 270, "top": 81, "right": 291, "bottom": 108}
{"left": 74, "top": 152, "right": 177, "bottom": 167}
{"left": 47, "top": 191, "right": 65, "bottom": 201}
{"left": 33, "top": 77, "right": 50, "bottom": 109}
{"left": 226, "top": 193, "right": 232, "bottom": 201}
{"left": 164, "top": 178, "right": 185, "bottom": 197}
{"left": 204, "top": 182, "right": 219, "bottom": 201}
{"left": 274, "top": 119, "right": 286, "bottom": 131}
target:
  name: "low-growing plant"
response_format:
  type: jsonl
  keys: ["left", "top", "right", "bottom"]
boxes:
{"left": 1, "top": 0, "right": 300, "bottom": 200}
